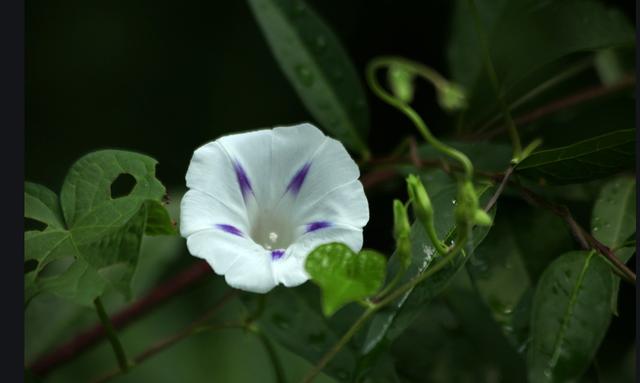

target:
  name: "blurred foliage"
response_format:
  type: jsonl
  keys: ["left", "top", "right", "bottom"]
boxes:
{"left": 26, "top": 0, "right": 635, "bottom": 382}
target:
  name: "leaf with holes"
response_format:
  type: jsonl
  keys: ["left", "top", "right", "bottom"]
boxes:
{"left": 306, "top": 243, "right": 385, "bottom": 317}
{"left": 528, "top": 251, "right": 613, "bottom": 383}
{"left": 591, "top": 176, "right": 636, "bottom": 314}
{"left": 24, "top": 150, "right": 175, "bottom": 307}
{"left": 516, "top": 129, "right": 635, "bottom": 185}
{"left": 145, "top": 200, "right": 178, "bottom": 236}
{"left": 362, "top": 170, "right": 496, "bottom": 354}
{"left": 247, "top": 0, "right": 370, "bottom": 154}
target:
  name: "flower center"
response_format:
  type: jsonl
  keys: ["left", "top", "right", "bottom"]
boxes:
{"left": 250, "top": 210, "right": 295, "bottom": 251}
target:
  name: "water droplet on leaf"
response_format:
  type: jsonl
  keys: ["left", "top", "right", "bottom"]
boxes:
{"left": 295, "top": 65, "right": 315, "bottom": 87}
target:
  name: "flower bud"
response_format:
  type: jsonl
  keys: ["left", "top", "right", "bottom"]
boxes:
{"left": 455, "top": 180, "right": 492, "bottom": 227}
{"left": 387, "top": 64, "right": 415, "bottom": 103}
{"left": 406, "top": 175, "right": 434, "bottom": 226}
{"left": 393, "top": 199, "right": 412, "bottom": 270}
{"left": 437, "top": 83, "right": 467, "bottom": 112}
{"left": 392, "top": 199, "right": 411, "bottom": 241}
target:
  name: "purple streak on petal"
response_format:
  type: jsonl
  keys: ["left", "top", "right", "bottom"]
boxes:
{"left": 232, "top": 160, "right": 253, "bottom": 201}
{"left": 285, "top": 162, "right": 312, "bottom": 196}
{"left": 216, "top": 224, "right": 244, "bottom": 237}
{"left": 306, "top": 221, "right": 332, "bottom": 233}
{"left": 271, "top": 249, "right": 285, "bottom": 260}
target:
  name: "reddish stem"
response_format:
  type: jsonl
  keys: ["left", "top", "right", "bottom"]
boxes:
{"left": 29, "top": 261, "right": 212, "bottom": 376}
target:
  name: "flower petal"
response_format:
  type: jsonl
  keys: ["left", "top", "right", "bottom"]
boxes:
{"left": 272, "top": 224, "right": 364, "bottom": 287}
{"left": 186, "top": 229, "right": 276, "bottom": 293}
{"left": 185, "top": 141, "right": 246, "bottom": 213}
{"left": 276, "top": 131, "right": 360, "bottom": 212}
{"left": 224, "top": 251, "right": 277, "bottom": 293}
{"left": 293, "top": 180, "right": 369, "bottom": 230}
{"left": 217, "top": 129, "right": 273, "bottom": 209}
{"left": 179, "top": 189, "right": 249, "bottom": 238}
{"left": 271, "top": 123, "right": 327, "bottom": 199}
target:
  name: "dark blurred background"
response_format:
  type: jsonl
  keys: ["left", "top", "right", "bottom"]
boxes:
{"left": 26, "top": 1, "right": 636, "bottom": 382}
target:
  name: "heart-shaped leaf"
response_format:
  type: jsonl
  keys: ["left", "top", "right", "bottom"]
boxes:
{"left": 306, "top": 243, "right": 386, "bottom": 317}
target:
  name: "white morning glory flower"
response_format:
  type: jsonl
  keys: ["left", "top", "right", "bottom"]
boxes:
{"left": 180, "top": 123, "right": 369, "bottom": 293}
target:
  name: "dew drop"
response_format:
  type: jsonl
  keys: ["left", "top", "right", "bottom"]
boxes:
{"left": 336, "top": 370, "right": 350, "bottom": 381}
{"left": 451, "top": 199, "right": 457, "bottom": 205}
{"left": 593, "top": 226, "right": 599, "bottom": 232}
{"left": 295, "top": 64, "right": 315, "bottom": 87}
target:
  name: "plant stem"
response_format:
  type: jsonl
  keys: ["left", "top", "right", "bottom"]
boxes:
{"left": 255, "top": 330, "right": 288, "bottom": 383}
{"left": 473, "top": 58, "right": 593, "bottom": 136}
{"left": 366, "top": 57, "right": 474, "bottom": 179}
{"left": 92, "top": 323, "right": 243, "bottom": 383}
{"left": 465, "top": 0, "right": 522, "bottom": 161}
{"left": 483, "top": 166, "right": 513, "bottom": 212}
{"left": 302, "top": 220, "right": 478, "bottom": 382}
{"left": 301, "top": 308, "right": 376, "bottom": 383}
{"left": 91, "top": 291, "right": 240, "bottom": 383}
{"left": 93, "top": 298, "right": 130, "bottom": 373}
{"left": 516, "top": 184, "right": 636, "bottom": 283}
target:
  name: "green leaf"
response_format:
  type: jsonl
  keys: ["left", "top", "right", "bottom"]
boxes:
{"left": 247, "top": 0, "right": 369, "bottom": 153}
{"left": 528, "top": 251, "right": 613, "bottom": 383}
{"left": 362, "top": 170, "right": 496, "bottom": 354}
{"left": 25, "top": 182, "right": 65, "bottom": 229}
{"left": 466, "top": 206, "right": 531, "bottom": 347}
{"left": 306, "top": 243, "right": 385, "bottom": 316}
{"left": 448, "top": 0, "right": 634, "bottom": 125}
{"left": 391, "top": 284, "right": 527, "bottom": 382}
{"left": 591, "top": 176, "right": 636, "bottom": 248}
{"left": 144, "top": 200, "right": 178, "bottom": 236}
{"left": 516, "top": 129, "right": 635, "bottom": 185}
{"left": 417, "top": 140, "right": 512, "bottom": 173}
{"left": 24, "top": 150, "right": 172, "bottom": 307}
{"left": 248, "top": 285, "right": 361, "bottom": 382}
{"left": 591, "top": 176, "right": 636, "bottom": 315}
